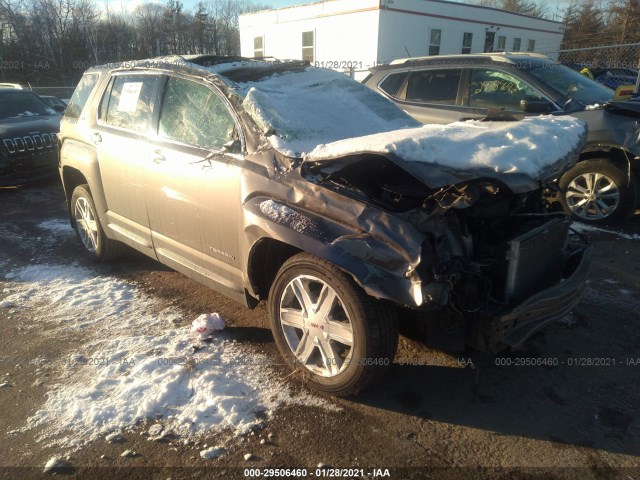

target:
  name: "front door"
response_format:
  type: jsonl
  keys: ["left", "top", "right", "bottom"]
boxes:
{"left": 145, "top": 75, "right": 245, "bottom": 300}
{"left": 484, "top": 32, "right": 496, "bottom": 53}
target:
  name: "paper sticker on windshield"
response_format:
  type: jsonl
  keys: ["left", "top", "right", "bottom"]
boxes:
{"left": 117, "top": 82, "right": 143, "bottom": 113}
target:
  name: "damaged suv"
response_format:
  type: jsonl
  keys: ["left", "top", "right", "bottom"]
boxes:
{"left": 59, "top": 56, "right": 591, "bottom": 396}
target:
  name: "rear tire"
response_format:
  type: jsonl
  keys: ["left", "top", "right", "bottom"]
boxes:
{"left": 268, "top": 253, "right": 398, "bottom": 396}
{"left": 71, "top": 184, "right": 125, "bottom": 261}
{"left": 558, "top": 159, "right": 637, "bottom": 225}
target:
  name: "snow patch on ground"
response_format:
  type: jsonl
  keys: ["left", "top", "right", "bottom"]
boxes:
{"left": 571, "top": 222, "right": 640, "bottom": 241}
{"left": 36, "top": 219, "right": 74, "bottom": 236}
{"left": 2, "top": 263, "right": 335, "bottom": 448}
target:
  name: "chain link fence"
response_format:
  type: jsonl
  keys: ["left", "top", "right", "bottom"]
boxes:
{"left": 542, "top": 43, "right": 640, "bottom": 92}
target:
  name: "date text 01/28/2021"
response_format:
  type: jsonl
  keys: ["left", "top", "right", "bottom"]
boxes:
{"left": 244, "top": 468, "right": 391, "bottom": 477}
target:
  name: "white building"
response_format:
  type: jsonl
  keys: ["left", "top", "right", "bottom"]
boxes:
{"left": 239, "top": 0, "right": 564, "bottom": 78}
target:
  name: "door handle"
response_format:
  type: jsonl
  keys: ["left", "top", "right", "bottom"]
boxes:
{"left": 91, "top": 132, "right": 102, "bottom": 145}
{"left": 152, "top": 150, "right": 165, "bottom": 164}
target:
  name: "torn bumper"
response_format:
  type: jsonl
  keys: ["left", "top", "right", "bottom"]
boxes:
{"left": 492, "top": 243, "right": 592, "bottom": 350}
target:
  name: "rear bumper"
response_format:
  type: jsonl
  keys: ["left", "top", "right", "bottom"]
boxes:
{"left": 495, "top": 244, "right": 592, "bottom": 349}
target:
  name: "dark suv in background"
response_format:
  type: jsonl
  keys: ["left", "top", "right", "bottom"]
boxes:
{"left": 363, "top": 53, "right": 640, "bottom": 224}
{"left": 0, "top": 89, "right": 63, "bottom": 186}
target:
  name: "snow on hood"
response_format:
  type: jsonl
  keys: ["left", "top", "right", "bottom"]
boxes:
{"left": 219, "top": 64, "right": 585, "bottom": 182}
{"left": 230, "top": 67, "right": 419, "bottom": 156}
{"left": 307, "top": 116, "right": 587, "bottom": 182}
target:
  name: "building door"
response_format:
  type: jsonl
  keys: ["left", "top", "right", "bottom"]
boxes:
{"left": 484, "top": 32, "right": 495, "bottom": 53}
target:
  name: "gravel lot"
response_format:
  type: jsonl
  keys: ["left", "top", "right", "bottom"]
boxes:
{"left": 1, "top": 179, "right": 639, "bottom": 480}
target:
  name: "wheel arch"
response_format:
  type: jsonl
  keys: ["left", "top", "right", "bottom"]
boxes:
{"left": 579, "top": 144, "right": 636, "bottom": 177}
{"left": 243, "top": 199, "right": 419, "bottom": 308}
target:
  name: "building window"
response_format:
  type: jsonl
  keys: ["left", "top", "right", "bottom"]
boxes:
{"left": 513, "top": 38, "right": 521, "bottom": 51}
{"left": 497, "top": 36, "right": 506, "bottom": 52}
{"left": 302, "top": 31, "right": 314, "bottom": 62}
{"left": 527, "top": 39, "right": 535, "bottom": 51}
{"left": 429, "top": 29, "right": 441, "bottom": 56}
{"left": 253, "top": 36, "right": 264, "bottom": 58}
{"left": 462, "top": 32, "right": 473, "bottom": 54}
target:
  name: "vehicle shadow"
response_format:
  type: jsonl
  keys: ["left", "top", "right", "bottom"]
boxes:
{"left": 353, "top": 332, "right": 638, "bottom": 457}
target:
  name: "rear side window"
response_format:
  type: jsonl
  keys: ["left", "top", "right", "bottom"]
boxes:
{"left": 158, "top": 77, "right": 236, "bottom": 151}
{"left": 98, "top": 74, "right": 159, "bottom": 131}
{"left": 65, "top": 73, "right": 99, "bottom": 119}
{"left": 405, "top": 69, "right": 461, "bottom": 104}
{"left": 378, "top": 72, "right": 408, "bottom": 97}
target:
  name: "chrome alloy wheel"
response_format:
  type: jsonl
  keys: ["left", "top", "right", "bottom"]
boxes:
{"left": 565, "top": 172, "right": 621, "bottom": 220}
{"left": 279, "top": 275, "right": 354, "bottom": 377}
{"left": 74, "top": 196, "right": 99, "bottom": 253}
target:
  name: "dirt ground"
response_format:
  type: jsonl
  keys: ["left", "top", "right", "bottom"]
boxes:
{"left": 0, "top": 179, "right": 639, "bottom": 480}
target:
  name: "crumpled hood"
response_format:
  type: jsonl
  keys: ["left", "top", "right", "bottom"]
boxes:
{"left": 304, "top": 116, "right": 587, "bottom": 190}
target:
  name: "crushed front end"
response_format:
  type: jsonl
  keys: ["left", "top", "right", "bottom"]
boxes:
{"left": 404, "top": 179, "right": 591, "bottom": 353}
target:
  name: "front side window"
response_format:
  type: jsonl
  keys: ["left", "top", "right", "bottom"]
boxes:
{"left": 99, "top": 74, "right": 159, "bottom": 131}
{"left": 158, "top": 77, "right": 236, "bottom": 151}
{"left": 406, "top": 69, "right": 461, "bottom": 104}
{"left": 378, "top": 72, "right": 408, "bottom": 97}
{"left": 65, "top": 73, "right": 99, "bottom": 119}
{"left": 468, "top": 69, "right": 543, "bottom": 111}
{"left": 462, "top": 32, "right": 473, "bottom": 54}
{"left": 254, "top": 36, "right": 264, "bottom": 58}
{"left": 527, "top": 39, "right": 535, "bottom": 52}
{"left": 497, "top": 36, "right": 506, "bottom": 52}
{"left": 429, "top": 29, "right": 441, "bottom": 56}
{"left": 513, "top": 38, "right": 521, "bottom": 51}
{"left": 302, "top": 31, "right": 314, "bottom": 62}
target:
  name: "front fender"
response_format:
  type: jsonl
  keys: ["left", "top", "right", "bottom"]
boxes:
{"left": 243, "top": 196, "right": 423, "bottom": 307}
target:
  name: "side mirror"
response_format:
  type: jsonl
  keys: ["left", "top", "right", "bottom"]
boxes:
{"left": 520, "top": 97, "right": 553, "bottom": 114}
{"left": 53, "top": 104, "right": 66, "bottom": 113}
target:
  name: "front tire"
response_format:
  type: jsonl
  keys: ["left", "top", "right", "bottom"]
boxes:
{"left": 71, "top": 184, "right": 124, "bottom": 261}
{"left": 558, "top": 159, "right": 637, "bottom": 225}
{"left": 268, "top": 253, "right": 398, "bottom": 396}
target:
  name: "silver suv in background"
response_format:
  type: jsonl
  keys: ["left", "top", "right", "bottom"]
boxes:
{"left": 59, "top": 56, "right": 591, "bottom": 396}
{"left": 363, "top": 53, "right": 640, "bottom": 225}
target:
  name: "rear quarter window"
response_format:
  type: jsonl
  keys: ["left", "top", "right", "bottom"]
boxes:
{"left": 378, "top": 72, "right": 408, "bottom": 97}
{"left": 65, "top": 73, "right": 99, "bottom": 119}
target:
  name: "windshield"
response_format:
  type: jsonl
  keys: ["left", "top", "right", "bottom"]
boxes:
{"left": 228, "top": 67, "right": 420, "bottom": 156}
{"left": 0, "top": 91, "right": 56, "bottom": 118}
{"left": 528, "top": 64, "right": 614, "bottom": 107}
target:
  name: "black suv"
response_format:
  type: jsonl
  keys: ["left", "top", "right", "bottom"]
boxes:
{"left": 363, "top": 53, "right": 640, "bottom": 224}
{"left": 59, "top": 56, "right": 591, "bottom": 395}
{"left": 0, "top": 89, "right": 63, "bottom": 186}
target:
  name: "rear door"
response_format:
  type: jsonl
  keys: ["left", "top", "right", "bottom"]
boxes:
{"left": 94, "top": 73, "right": 161, "bottom": 250}
{"left": 397, "top": 68, "right": 464, "bottom": 124}
{"left": 145, "top": 74, "right": 246, "bottom": 301}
